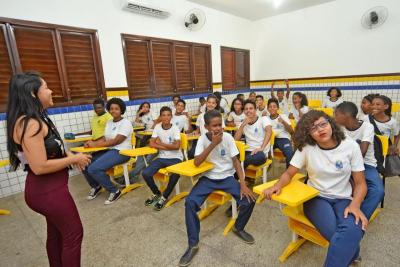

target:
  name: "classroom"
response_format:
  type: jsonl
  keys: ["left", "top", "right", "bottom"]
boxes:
{"left": 0, "top": 0, "right": 399, "bottom": 266}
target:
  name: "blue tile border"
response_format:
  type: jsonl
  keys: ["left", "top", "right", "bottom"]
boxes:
{"left": 0, "top": 84, "right": 399, "bottom": 121}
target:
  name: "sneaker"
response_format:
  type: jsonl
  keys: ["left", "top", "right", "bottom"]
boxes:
{"left": 87, "top": 186, "right": 102, "bottom": 200}
{"left": 178, "top": 245, "right": 199, "bottom": 267}
{"left": 104, "top": 190, "right": 122, "bottom": 205}
{"left": 154, "top": 196, "right": 167, "bottom": 211}
{"left": 145, "top": 194, "right": 161, "bottom": 206}
{"left": 351, "top": 256, "right": 362, "bottom": 265}
{"left": 232, "top": 227, "right": 255, "bottom": 244}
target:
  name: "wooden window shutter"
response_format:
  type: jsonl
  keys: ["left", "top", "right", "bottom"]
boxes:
{"left": 174, "top": 44, "right": 193, "bottom": 94}
{"left": 124, "top": 39, "right": 153, "bottom": 99}
{"left": 60, "top": 31, "right": 102, "bottom": 101}
{"left": 235, "top": 50, "right": 247, "bottom": 89}
{"left": 152, "top": 41, "right": 174, "bottom": 96}
{"left": 193, "top": 46, "right": 210, "bottom": 91}
{"left": 0, "top": 24, "right": 13, "bottom": 109}
{"left": 221, "top": 48, "right": 235, "bottom": 90}
{"left": 12, "top": 26, "right": 66, "bottom": 102}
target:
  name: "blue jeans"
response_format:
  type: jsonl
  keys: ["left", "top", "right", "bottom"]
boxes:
{"left": 244, "top": 151, "right": 266, "bottom": 169}
{"left": 185, "top": 176, "right": 255, "bottom": 247}
{"left": 142, "top": 158, "right": 182, "bottom": 198}
{"left": 304, "top": 197, "right": 364, "bottom": 267}
{"left": 128, "top": 153, "right": 158, "bottom": 181}
{"left": 361, "top": 164, "right": 385, "bottom": 219}
{"left": 273, "top": 138, "right": 294, "bottom": 167}
{"left": 83, "top": 149, "right": 130, "bottom": 193}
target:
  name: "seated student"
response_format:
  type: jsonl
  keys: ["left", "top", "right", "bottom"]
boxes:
{"left": 214, "top": 91, "right": 229, "bottom": 115}
{"left": 335, "top": 101, "right": 384, "bottom": 219}
{"left": 171, "top": 94, "right": 181, "bottom": 114}
{"left": 358, "top": 94, "right": 379, "bottom": 121}
{"left": 267, "top": 98, "right": 294, "bottom": 167}
{"left": 248, "top": 91, "right": 256, "bottom": 102}
{"left": 75, "top": 98, "right": 112, "bottom": 140}
{"left": 179, "top": 110, "right": 256, "bottom": 267}
{"left": 263, "top": 110, "right": 367, "bottom": 267}
{"left": 271, "top": 79, "right": 291, "bottom": 115}
{"left": 172, "top": 99, "right": 192, "bottom": 133}
{"left": 289, "top": 92, "right": 309, "bottom": 122}
{"left": 255, "top": 95, "right": 268, "bottom": 117}
{"left": 323, "top": 87, "right": 344, "bottom": 109}
{"left": 234, "top": 100, "right": 272, "bottom": 170}
{"left": 226, "top": 97, "right": 245, "bottom": 127}
{"left": 142, "top": 107, "right": 183, "bottom": 211}
{"left": 83, "top": 98, "right": 132, "bottom": 205}
{"left": 236, "top": 93, "right": 245, "bottom": 102}
{"left": 371, "top": 95, "right": 400, "bottom": 155}
{"left": 198, "top": 97, "right": 206, "bottom": 114}
{"left": 135, "top": 101, "right": 154, "bottom": 130}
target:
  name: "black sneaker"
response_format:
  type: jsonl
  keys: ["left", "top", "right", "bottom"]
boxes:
{"left": 232, "top": 227, "right": 255, "bottom": 244}
{"left": 104, "top": 190, "right": 122, "bottom": 205}
{"left": 154, "top": 196, "right": 167, "bottom": 211}
{"left": 351, "top": 256, "right": 362, "bottom": 265}
{"left": 178, "top": 245, "right": 199, "bottom": 267}
{"left": 145, "top": 194, "right": 161, "bottom": 206}
{"left": 87, "top": 186, "right": 102, "bottom": 200}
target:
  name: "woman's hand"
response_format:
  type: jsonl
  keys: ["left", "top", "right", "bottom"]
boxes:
{"left": 262, "top": 185, "right": 282, "bottom": 200}
{"left": 240, "top": 182, "right": 256, "bottom": 203}
{"left": 68, "top": 153, "right": 92, "bottom": 171}
{"left": 344, "top": 204, "right": 368, "bottom": 231}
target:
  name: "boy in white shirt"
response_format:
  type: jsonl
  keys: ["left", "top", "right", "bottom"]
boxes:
{"left": 172, "top": 99, "right": 192, "bottom": 133}
{"left": 179, "top": 110, "right": 256, "bottom": 267}
{"left": 142, "top": 107, "right": 183, "bottom": 211}
{"left": 271, "top": 80, "right": 291, "bottom": 115}
{"left": 255, "top": 95, "right": 268, "bottom": 117}
{"left": 335, "top": 101, "right": 384, "bottom": 220}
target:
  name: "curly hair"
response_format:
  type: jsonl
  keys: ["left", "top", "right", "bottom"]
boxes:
{"left": 327, "top": 87, "right": 342, "bottom": 97}
{"left": 293, "top": 110, "right": 345, "bottom": 151}
{"left": 106, "top": 97, "right": 126, "bottom": 114}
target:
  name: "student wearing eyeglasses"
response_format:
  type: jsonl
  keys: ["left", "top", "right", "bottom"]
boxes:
{"left": 263, "top": 110, "right": 368, "bottom": 267}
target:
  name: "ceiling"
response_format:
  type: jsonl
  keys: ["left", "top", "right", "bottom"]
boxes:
{"left": 188, "top": 0, "right": 337, "bottom": 21}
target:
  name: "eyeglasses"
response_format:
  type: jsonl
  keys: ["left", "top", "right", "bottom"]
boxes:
{"left": 309, "top": 119, "right": 329, "bottom": 133}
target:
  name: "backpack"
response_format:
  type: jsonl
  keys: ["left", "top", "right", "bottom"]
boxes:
{"left": 368, "top": 115, "right": 386, "bottom": 175}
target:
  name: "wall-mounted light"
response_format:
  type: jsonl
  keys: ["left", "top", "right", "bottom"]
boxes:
{"left": 273, "top": 0, "right": 284, "bottom": 9}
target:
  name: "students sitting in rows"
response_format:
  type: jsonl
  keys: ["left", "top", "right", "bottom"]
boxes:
{"left": 226, "top": 97, "right": 245, "bottom": 127}
{"left": 264, "top": 110, "right": 367, "bottom": 267}
{"left": 236, "top": 93, "right": 245, "bottom": 101}
{"left": 335, "top": 102, "right": 384, "bottom": 220}
{"left": 234, "top": 100, "right": 272, "bottom": 170}
{"left": 358, "top": 94, "right": 379, "bottom": 121}
{"left": 289, "top": 92, "right": 309, "bottom": 122}
{"left": 179, "top": 110, "right": 256, "bottom": 267}
{"left": 214, "top": 91, "right": 229, "bottom": 115}
{"left": 248, "top": 91, "right": 256, "bottom": 102}
{"left": 271, "top": 79, "right": 291, "bottom": 115}
{"left": 142, "top": 107, "right": 183, "bottom": 211}
{"left": 255, "top": 95, "right": 268, "bottom": 117}
{"left": 323, "top": 87, "right": 343, "bottom": 109}
{"left": 267, "top": 98, "right": 294, "bottom": 167}
{"left": 83, "top": 98, "right": 132, "bottom": 205}
{"left": 75, "top": 98, "right": 112, "bottom": 140}
{"left": 370, "top": 95, "right": 399, "bottom": 155}
{"left": 172, "top": 99, "right": 192, "bottom": 133}
{"left": 198, "top": 97, "right": 206, "bottom": 114}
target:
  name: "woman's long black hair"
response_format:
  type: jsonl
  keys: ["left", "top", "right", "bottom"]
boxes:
{"left": 6, "top": 72, "right": 46, "bottom": 170}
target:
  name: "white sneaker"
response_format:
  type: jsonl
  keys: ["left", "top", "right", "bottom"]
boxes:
{"left": 104, "top": 190, "right": 122, "bottom": 205}
{"left": 87, "top": 187, "right": 102, "bottom": 200}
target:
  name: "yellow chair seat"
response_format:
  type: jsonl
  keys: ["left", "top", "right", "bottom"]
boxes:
{"left": 247, "top": 159, "right": 273, "bottom": 170}
{"left": 273, "top": 149, "right": 285, "bottom": 160}
{"left": 207, "top": 190, "right": 232, "bottom": 205}
{"left": 283, "top": 206, "right": 315, "bottom": 228}
{"left": 245, "top": 159, "right": 273, "bottom": 180}
{"left": 154, "top": 168, "right": 169, "bottom": 183}
{"left": 107, "top": 157, "right": 136, "bottom": 177}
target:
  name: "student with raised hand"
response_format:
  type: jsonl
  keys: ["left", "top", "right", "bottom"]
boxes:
{"left": 335, "top": 101, "right": 384, "bottom": 220}
{"left": 263, "top": 110, "right": 367, "bottom": 267}
{"left": 371, "top": 95, "right": 400, "bottom": 155}
{"left": 271, "top": 79, "right": 291, "bottom": 114}
{"left": 358, "top": 94, "right": 379, "bottom": 121}
{"left": 6, "top": 72, "right": 92, "bottom": 267}
{"left": 74, "top": 98, "right": 112, "bottom": 140}
{"left": 142, "top": 106, "right": 183, "bottom": 211}
{"left": 267, "top": 98, "right": 294, "bottom": 167}
{"left": 172, "top": 99, "right": 192, "bottom": 133}
{"left": 179, "top": 110, "right": 256, "bottom": 267}
{"left": 234, "top": 100, "right": 272, "bottom": 170}
{"left": 255, "top": 95, "right": 268, "bottom": 117}
{"left": 83, "top": 98, "right": 133, "bottom": 205}
{"left": 323, "top": 87, "right": 344, "bottom": 109}
{"left": 289, "top": 92, "right": 309, "bottom": 122}
{"left": 226, "top": 97, "right": 245, "bottom": 127}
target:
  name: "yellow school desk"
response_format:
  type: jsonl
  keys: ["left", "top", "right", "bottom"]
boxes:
{"left": 133, "top": 126, "right": 145, "bottom": 131}
{"left": 137, "top": 131, "right": 153, "bottom": 136}
{"left": 69, "top": 147, "right": 108, "bottom": 153}
{"left": 224, "top": 126, "right": 238, "bottom": 132}
{"left": 0, "top": 159, "right": 11, "bottom": 215}
{"left": 186, "top": 134, "right": 200, "bottom": 141}
{"left": 64, "top": 136, "right": 93, "bottom": 143}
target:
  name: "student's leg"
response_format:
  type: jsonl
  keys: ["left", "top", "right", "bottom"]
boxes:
{"left": 361, "top": 164, "right": 385, "bottom": 219}
{"left": 243, "top": 151, "right": 266, "bottom": 169}
{"left": 87, "top": 150, "right": 130, "bottom": 193}
{"left": 82, "top": 151, "right": 108, "bottom": 189}
{"left": 141, "top": 158, "right": 167, "bottom": 195}
{"left": 128, "top": 153, "right": 157, "bottom": 181}
{"left": 185, "top": 177, "right": 216, "bottom": 247}
{"left": 161, "top": 158, "right": 182, "bottom": 199}
{"left": 274, "top": 138, "right": 294, "bottom": 167}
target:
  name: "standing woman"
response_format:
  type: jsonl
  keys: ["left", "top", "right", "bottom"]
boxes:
{"left": 6, "top": 72, "right": 92, "bottom": 266}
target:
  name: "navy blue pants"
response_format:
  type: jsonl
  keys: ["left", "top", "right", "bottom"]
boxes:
{"left": 185, "top": 176, "right": 255, "bottom": 247}
{"left": 273, "top": 138, "right": 294, "bottom": 167}
{"left": 304, "top": 197, "right": 364, "bottom": 267}
{"left": 361, "top": 164, "right": 384, "bottom": 219}
{"left": 142, "top": 158, "right": 182, "bottom": 199}
{"left": 244, "top": 151, "right": 266, "bottom": 169}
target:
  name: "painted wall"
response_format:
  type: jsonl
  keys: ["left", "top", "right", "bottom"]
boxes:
{"left": 0, "top": 0, "right": 253, "bottom": 86}
{"left": 250, "top": 0, "right": 400, "bottom": 80}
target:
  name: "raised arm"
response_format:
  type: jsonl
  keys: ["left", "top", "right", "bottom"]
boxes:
{"left": 285, "top": 79, "right": 291, "bottom": 99}
{"left": 270, "top": 82, "right": 276, "bottom": 98}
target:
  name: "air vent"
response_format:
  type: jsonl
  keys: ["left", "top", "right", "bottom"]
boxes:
{"left": 122, "top": 0, "right": 170, "bottom": 18}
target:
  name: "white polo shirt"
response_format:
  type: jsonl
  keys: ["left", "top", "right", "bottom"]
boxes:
{"left": 172, "top": 114, "right": 189, "bottom": 132}
{"left": 373, "top": 117, "right": 399, "bottom": 139}
{"left": 104, "top": 118, "right": 132, "bottom": 150}
{"left": 290, "top": 106, "right": 310, "bottom": 122}
{"left": 139, "top": 112, "right": 154, "bottom": 130}
{"left": 227, "top": 111, "right": 245, "bottom": 127}
{"left": 243, "top": 116, "right": 272, "bottom": 155}
{"left": 322, "top": 97, "right": 343, "bottom": 109}
{"left": 151, "top": 123, "right": 183, "bottom": 160}
{"left": 269, "top": 114, "right": 292, "bottom": 139}
{"left": 196, "top": 112, "right": 225, "bottom": 135}
{"left": 256, "top": 106, "right": 268, "bottom": 117}
{"left": 278, "top": 98, "right": 290, "bottom": 115}
{"left": 195, "top": 132, "right": 239, "bottom": 180}
{"left": 290, "top": 138, "right": 365, "bottom": 199}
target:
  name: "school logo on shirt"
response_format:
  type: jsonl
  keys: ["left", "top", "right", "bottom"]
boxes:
{"left": 335, "top": 160, "right": 343, "bottom": 170}
{"left": 112, "top": 126, "right": 116, "bottom": 131}
{"left": 255, "top": 128, "right": 258, "bottom": 133}
{"left": 168, "top": 136, "right": 173, "bottom": 143}
{"left": 175, "top": 122, "right": 179, "bottom": 126}
{"left": 221, "top": 149, "right": 226, "bottom": 157}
